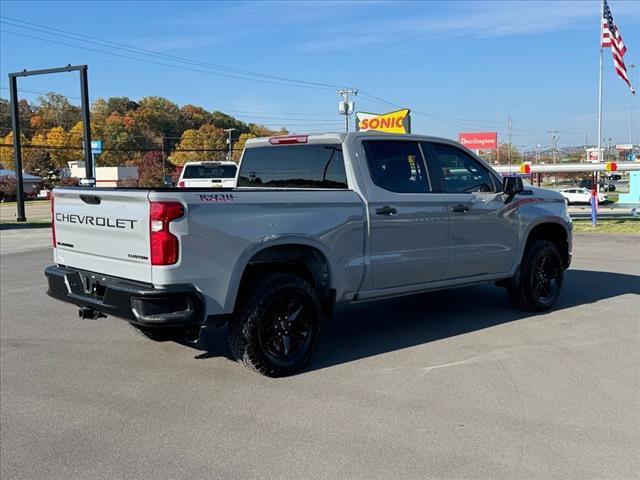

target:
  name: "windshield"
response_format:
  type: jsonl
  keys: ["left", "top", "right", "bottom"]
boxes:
{"left": 182, "top": 164, "right": 237, "bottom": 179}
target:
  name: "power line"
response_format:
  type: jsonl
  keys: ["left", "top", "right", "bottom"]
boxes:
{"left": 0, "top": 17, "right": 352, "bottom": 91}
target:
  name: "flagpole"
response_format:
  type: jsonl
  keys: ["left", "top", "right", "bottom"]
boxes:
{"left": 597, "top": 0, "right": 604, "bottom": 165}
{"left": 593, "top": 0, "right": 605, "bottom": 226}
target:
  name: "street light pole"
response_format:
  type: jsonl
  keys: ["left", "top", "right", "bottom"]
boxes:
{"left": 629, "top": 64, "right": 636, "bottom": 145}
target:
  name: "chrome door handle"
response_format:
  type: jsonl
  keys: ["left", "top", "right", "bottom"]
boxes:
{"left": 375, "top": 206, "right": 397, "bottom": 216}
{"left": 451, "top": 204, "right": 469, "bottom": 213}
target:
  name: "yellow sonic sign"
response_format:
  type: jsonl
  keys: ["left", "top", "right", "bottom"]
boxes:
{"left": 355, "top": 109, "right": 411, "bottom": 134}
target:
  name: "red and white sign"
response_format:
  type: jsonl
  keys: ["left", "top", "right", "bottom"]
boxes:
{"left": 458, "top": 132, "right": 498, "bottom": 150}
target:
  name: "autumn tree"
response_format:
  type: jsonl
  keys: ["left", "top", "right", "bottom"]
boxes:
{"left": 232, "top": 133, "right": 257, "bottom": 161}
{"left": 180, "top": 104, "right": 210, "bottom": 131}
{"left": 46, "top": 126, "right": 80, "bottom": 168}
{"left": 137, "top": 151, "right": 166, "bottom": 187}
{"left": 483, "top": 143, "right": 522, "bottom": 165}
{"left": 0, "top": 131, "right": 29, "bottom": 169}
{"left": 22, "top": 131, "right": 53, "bottom": 175}
{"left": 133, "top": 96, "right": 181, "bottom": 145}
{"left": 171, "top": 124, "right": 226, "bottom": 165}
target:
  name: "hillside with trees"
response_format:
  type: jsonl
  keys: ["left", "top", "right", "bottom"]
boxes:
{"left": 0, "top": 93, "right": 287, "bottom": 187}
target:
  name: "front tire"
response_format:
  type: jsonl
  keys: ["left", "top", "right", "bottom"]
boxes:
{"left": 507, "top": 240, "right": 564, "bottom": 312}
{"left": 228, "top": 273, "right": 321, "bottom": 377}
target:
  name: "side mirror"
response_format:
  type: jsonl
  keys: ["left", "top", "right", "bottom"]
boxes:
{"left": 503, "top": 176, "right": 524, "bottom": 199}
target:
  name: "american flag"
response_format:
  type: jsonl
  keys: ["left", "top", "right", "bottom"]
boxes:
{"left": 602, "top": 0, "right": 635, "bottom": 94}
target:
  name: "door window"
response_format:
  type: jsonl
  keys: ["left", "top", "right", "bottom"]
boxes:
{"left": 362, "top": 140, "right": 430, "bottom": 193}
{"left": 428, "top": 143, "right": 496, "bottom": 193}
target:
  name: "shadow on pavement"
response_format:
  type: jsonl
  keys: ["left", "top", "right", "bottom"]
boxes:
{"left": 188, "top": 269, "right": 640, "bottom": 371}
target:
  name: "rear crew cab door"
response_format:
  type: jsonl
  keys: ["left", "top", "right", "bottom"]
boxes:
{"left": 359, "top": 139, "right": 450, "bottom": 290}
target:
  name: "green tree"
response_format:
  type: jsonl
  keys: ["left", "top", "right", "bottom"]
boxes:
{"left": 106, "top": 97, "right": 139, "bottom": 115}
{"left": 210, "top": 111, "right": 248, "bottom": 133}
{"left": 97, "top": 113, "right": 145, "bottom": 166}
{"left": 37, "top": 93, "right": 81, "bottom": 130}
{"left": 0, "top": 98, "right": 10, "bottom": 132}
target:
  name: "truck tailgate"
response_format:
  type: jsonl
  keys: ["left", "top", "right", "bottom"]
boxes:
{"left": 52, "top": 189, "right": 153, "bottom": 283}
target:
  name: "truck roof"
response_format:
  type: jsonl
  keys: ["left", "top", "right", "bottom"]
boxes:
{"left": 244, "top": 131, "right": 462, "bottom": 148}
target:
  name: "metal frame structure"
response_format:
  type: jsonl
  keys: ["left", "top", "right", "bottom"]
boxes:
{"left": 8, "top": 64, "right": 93, "bottom": 222}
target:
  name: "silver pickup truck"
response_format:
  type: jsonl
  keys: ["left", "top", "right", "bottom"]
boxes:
{"left": 46, "top": 132, "right": 572, "bottom": 376}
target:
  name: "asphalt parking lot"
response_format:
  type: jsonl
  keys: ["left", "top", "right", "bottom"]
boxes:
{"left": 1, "top": 230, "right": 638, "bottom": 480}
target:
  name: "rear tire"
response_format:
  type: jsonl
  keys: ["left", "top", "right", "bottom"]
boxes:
{"left": 228, "top": 273, "right": 321, "bottom": 377}
{"left": 507, "top": 240, "right": 564, "bottom": 312}
{"left": 129, "top": 323, "right": 195, "bottom": 342}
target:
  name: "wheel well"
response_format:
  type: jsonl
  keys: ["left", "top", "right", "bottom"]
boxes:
{"left": 525, "top": 223, "right": 570, "bottom": 268}
{"left": 235, "top": 244, "right": 334, "bottom": 314}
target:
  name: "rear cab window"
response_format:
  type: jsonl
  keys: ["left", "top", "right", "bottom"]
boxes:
{"left": 237, "top": 144, "right": 348, "bottom": 189}
{"left": 183, "top": 164, "right": 237, "bottom": 179}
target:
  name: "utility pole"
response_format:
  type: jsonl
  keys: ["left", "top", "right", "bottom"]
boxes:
{"left": 507, "top": 114, "right": 512, "bottom": 163}
{"left": 160, "top": 133, "right": 166, "bottom": 182}
{"left": 224, "top": 128, "right": 235, "bottom": 161}
{"left": 535, "top": 144, "right": 540, "bottom": 164}
{"left": 548, "top": 131, "right": 559, "bottom": 163}
{"left": 338, "top": 88, "right": 357, "bottom": 132}
{"left": 584, "top": 133, "right": 588, "bottom": 161}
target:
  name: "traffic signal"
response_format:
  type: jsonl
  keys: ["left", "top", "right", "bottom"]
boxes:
{"left": 605, "top": 162, "right": 617, "bottom": 172}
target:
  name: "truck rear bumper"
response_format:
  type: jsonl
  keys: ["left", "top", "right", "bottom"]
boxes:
{"left": 45, "top": 265, "right": 204, "bottom": 327}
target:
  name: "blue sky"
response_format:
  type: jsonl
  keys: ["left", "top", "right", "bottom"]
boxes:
{"left": 1, "top": 0, "right": 639, "bottom": 148}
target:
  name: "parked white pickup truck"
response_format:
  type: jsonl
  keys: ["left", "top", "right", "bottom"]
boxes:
{"left": 46, "top": 132, "right": 572, "bottom": 376}
{"left": 177, "top": 161, "right": 237, "bottom": 188}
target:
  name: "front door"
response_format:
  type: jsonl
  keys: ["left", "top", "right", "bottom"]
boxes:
{"left": 361, "top": 139, "right": 450, "bottom": 290}
{"left": 424, "top": 141, "right": 518, "bottom": 280}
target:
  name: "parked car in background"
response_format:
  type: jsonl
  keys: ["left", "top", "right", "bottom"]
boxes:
{"left": 177, "top": 161, "right": 237, "bottom": 188}
{"left": 560, "top": 187, "right": 608, "bottom": 205}
{"left": 579, "top": 178, "right": 616, "bottom": 192}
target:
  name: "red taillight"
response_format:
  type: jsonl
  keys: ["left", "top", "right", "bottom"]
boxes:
{"left": 50, "top": 195, "right": 56, "bottom": 248}
{"left": 268, "top": 135, "right": 308, "bottom": 145}
{"left": 178, "top": 181, "right": 185, "bottom": 188}
{"left": 149, "top": 201, "right": 184, "bottom": 265}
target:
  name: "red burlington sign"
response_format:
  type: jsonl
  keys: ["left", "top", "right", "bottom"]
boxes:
{"left": 458, "top": 132, "right": 498, "bottom": 150}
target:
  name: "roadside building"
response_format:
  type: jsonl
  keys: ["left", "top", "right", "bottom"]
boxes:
{"left": 0, "top": 169, "right": 42, "bottom": 194}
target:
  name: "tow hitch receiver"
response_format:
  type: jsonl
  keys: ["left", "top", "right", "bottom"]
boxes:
{"left": 79, "top": 307, "right": 107, "bottom": 320}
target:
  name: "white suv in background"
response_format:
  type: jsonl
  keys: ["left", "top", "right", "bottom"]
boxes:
{"left": 177, "top": 161, "right": 238, "bottom": 188}
{"left": 559, "top": 187, "right": 607, "bottom": 205}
